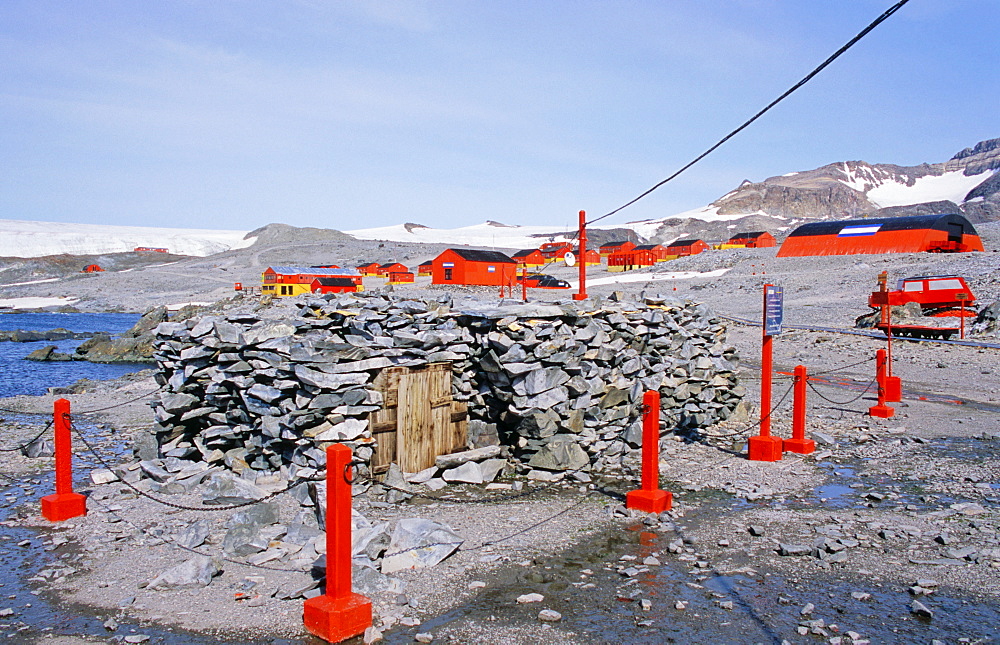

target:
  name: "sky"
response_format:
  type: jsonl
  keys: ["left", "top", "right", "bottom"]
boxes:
{"left": 1, "top": 1, "right": 997, "bottom": 233}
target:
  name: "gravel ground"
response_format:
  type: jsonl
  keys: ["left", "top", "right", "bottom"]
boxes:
{"left": 1, "top": 222, "right": 998, "bottom": 643}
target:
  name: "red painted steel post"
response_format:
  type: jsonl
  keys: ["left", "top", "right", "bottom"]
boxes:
{"left": 625, "top": 390, "right": 672, "bottom": 513}
{"left": 303, "top": 444, "right": 372, "bottom": 642}
{"left": 748, "top": 286, "right": 783, "bottom": 461}
{"left": 521, "top": 268, "right": 528, "bottom": 302}
{"left": 783, "top": 365, "right": 815, "bottom": 454}
{"left": 869, "top": 349, "right": 895, "bottom": 418}
{"left": 41, "top": 398, "right": 87, "bottom": 522}
{"left": 572, "top": 210, "right": 588, "bottom": 301}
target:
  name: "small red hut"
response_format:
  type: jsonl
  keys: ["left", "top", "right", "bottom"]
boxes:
{"left": 599, "top": 240, "right": 636, "bottom": 257}
{"left": 82, "top": 264, "right": 104, "bottom": 273}
{"left": 664, "top": 239, "right": 710, "bottom": 257}
{"left": 725, "top": 231, "right": 776, "bottom": 248}
{"left": 513, "top": 249, "right": 545, "bottom": 268}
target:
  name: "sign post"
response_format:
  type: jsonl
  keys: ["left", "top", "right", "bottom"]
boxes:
{"left": 749, "top": 285, "right": 784, "bottom": 461}
{"left": 572, "top": 210, "right": 588, "bottom": 301}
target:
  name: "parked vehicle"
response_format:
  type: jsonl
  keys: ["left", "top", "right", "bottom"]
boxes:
{"left": 517, "top": 273, "right": 570, "bottom": 289}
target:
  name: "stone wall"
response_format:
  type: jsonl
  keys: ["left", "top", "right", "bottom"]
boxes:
{"left": 149, "top": 293, "right": 742, "bottom": 480}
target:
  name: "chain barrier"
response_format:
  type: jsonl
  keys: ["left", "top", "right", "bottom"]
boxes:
{"left": 69, "top": 419, "right": 324, "bottom": 512}
{"left": 83, "top": 494, "right": 310, "bottom": 574}
{"left": 0, "top": 420, "right": 53, "bottom": 453}
{"left": 696, "top": 380, "right": 795, "bottom": 440}
{"left": 805, "top": 378, "right": 877, "bottom": 406}
{"left": 70, "top": 385, "right": 165, "bottom": 416}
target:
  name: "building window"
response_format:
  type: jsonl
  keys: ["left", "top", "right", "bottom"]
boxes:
{"left": 444, "top": 268, "right": 453, "bottom": 281}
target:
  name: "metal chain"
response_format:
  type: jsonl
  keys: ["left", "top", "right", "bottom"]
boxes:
{"left": 71, "top": 385, "right": 165, "bottom": 415}
{"left": 696, "top": 380, "right": 795, "bottom": 439}
{"left": 0, "top": 420, "right": 53, "bottom": 453}
{"left": 806, "top": 378, "right": 877, "bottom": 406}
{"left": 69, "top": 419, "right": 323, "bottom": 512}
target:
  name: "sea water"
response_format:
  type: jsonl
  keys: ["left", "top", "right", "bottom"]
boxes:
{"left": 0, "top": 312, "right": 146, "bottom": 397}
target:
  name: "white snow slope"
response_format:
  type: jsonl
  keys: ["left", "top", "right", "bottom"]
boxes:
{"left": 0, "top": 219, "right": 256, "bottom": 258}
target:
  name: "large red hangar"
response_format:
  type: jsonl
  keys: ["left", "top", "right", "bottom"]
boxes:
{"left": 431, "top": 249, "right": 518, "bottom": 286}
{"left": 777, "top": 213, "right": 985, "bottom": 257}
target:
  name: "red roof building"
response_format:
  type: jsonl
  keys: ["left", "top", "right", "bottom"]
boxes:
{"left": 664, "top": 239, "right": 710, "bottom": 257}
{"left": 599, "top": 240, "right": 636, "bottom": 257}
{"left": 777, "top": 214, "right": 985, "bottom": 257}
{"left": 512, "top": 249, "right": 545, "bottom": 268}
{"left": 431, "top": 249, "right": 517, "bottom": 286}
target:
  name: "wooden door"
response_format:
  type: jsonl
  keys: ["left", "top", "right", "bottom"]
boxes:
{"left": 369, "top": 363, "right": 467, "bottom": 475}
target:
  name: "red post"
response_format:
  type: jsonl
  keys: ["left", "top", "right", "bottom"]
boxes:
{"left": 521, "top": 267, "right": 528, "bottom": 302}
{"left": 41, "top": 398, "right": 87, "bottom": 522}
{"left": 625, "top": 390, "right": 672, "bottom": 513}
{"left": 869, "top": 349, "right": 895, "bottom": 418}
{"left": 783, "top": 365, "right": 815, "bottom": 454}
{"left": 749, "top": 286, "right": 783, "bottom": 461}
{"left": 960, "top": 299, "right": 966, "bottom": 340}
{"left": 303, "top": 444, "right": 372, "bottom": 642}
{"left": 572, "top": 210, "right": 588, "bottom": 301}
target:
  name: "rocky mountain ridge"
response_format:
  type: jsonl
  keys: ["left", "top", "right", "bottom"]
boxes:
{"left": 648, "top": 137, "right": 1000, "bottom": 244}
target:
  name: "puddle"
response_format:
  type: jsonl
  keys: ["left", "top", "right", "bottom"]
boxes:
{"left": 380, "top": 513, "right": 1000, "bottom": 644}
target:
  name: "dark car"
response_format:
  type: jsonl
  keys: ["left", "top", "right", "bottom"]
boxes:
{"left": 517, "top": 273, "right": 571, "bottom": 289}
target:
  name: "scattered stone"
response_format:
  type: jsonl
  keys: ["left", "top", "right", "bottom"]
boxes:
{"left": 910, "top": 600, "right": 933, "bottom": 619}
{"left": 517, "top": 593, "right": 544, "bottom": 604}
{"left": 146, "top": 556, "right": 220, "bottom": 590}
{"left": 538, "top": 609, "right": 562, "bottom": 622}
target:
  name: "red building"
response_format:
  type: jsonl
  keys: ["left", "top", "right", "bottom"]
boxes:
{"left": 607, "top": 249, "right": 657, "bottom": 272}
{"left": 417, "top": 261, "right": 433, "bottom": 276}
{"left": 599, "top": 240, "right": 636, "bottom": 257}
{"left": 310, "top": 277, "right": 362, "bottom": 294}
{"left": 725, "top": 231, "right": 776, "bottom": 248}
{"left": 387, "top": 271, "right": 415, "bottom": 284}
{"left": 134, "top": 247, "right": 168, "bottom": 253}
{"left": 263, "top": 266, "right": 362, "bottom": 297}
{"left": 582, "top": 249, "right": 602, "bottom": 266}
{"left": 81, "top": 264, "right": 103, "bottom": 273}
{"left": 378, "top": 262, "right": 408, "bottom": 276}
{"left": 431, "top": 249, "right": 517, "bottom": 286}
{"left": 633, "top": 244, "right": 670, "bottom": 262}
{"left": 539, "top": 242, "right": 573, "bottom": 259}
{"left": 512, "top": 249, "right": 545, "bottom": 268}
{"left": 356, "top": 262, "right": 382, "bottom": 276}
{"left": 664, "top": 239, "right": 710, "bottom": 257}
{"left": 777, "top": 214, "right": 984, "bottom": 257}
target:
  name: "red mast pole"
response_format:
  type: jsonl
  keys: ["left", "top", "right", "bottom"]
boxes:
{"left": 572, "top": 210, "right": 587, "bottom": 301}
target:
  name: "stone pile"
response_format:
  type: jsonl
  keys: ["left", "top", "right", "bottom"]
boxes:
{"left": 149, "top": 293, "right": 742, "bottom": 480}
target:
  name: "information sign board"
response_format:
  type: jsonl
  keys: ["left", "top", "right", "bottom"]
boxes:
{"left": 764, "top": 285, "right": 783, "bottom": 336}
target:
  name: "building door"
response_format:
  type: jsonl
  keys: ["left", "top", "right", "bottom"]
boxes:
{"left": 369, "top": 363, "right": 467, "bottom": 475}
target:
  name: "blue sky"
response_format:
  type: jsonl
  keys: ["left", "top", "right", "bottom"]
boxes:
{"left": 1, "top": 1, "right": 997, "bottom": 232}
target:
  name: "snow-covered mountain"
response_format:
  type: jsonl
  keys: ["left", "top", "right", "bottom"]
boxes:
{"left": 2, "top": 138, "right": 996, "bottom": 257}
{"left": 0, "top": 219, "right": 256, "bottom": 259}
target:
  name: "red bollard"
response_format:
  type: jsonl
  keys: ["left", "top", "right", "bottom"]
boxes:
{"left": 625, "top": 390, "right": 672, "bottom": 513}
{"left": 303, "top": 444, "right": 372, "bottom": 642}
{"left": 783, "top": 365, "right": 815, "bottom": 454}
{"left": 41, "top": 398, "right": 87, "bottom": 522}
{"left": 869, "top": 349, "right": 895, "bottom": 418}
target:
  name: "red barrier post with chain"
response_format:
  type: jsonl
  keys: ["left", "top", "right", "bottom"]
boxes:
{"left": 41, "top": 398, "right": 87, "bottom": 522}
{"left": 783, "top": 365, "right": 815, "bottom": 454}
{"left": 303, "top": 444, "right": 372, "bottom": 642}
{"left": 625, "top": 390, "right": 672, "bottom": 513}
{"left": 869, "top": 349, "right": 895, "bottom": 418}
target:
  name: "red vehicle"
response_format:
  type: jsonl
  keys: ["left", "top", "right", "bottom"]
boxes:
{"left": 868, "top": 275, "right": 976, "bottom": 317}
{"left": 517, "top": 273, "right": 570, "bottom": 289}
